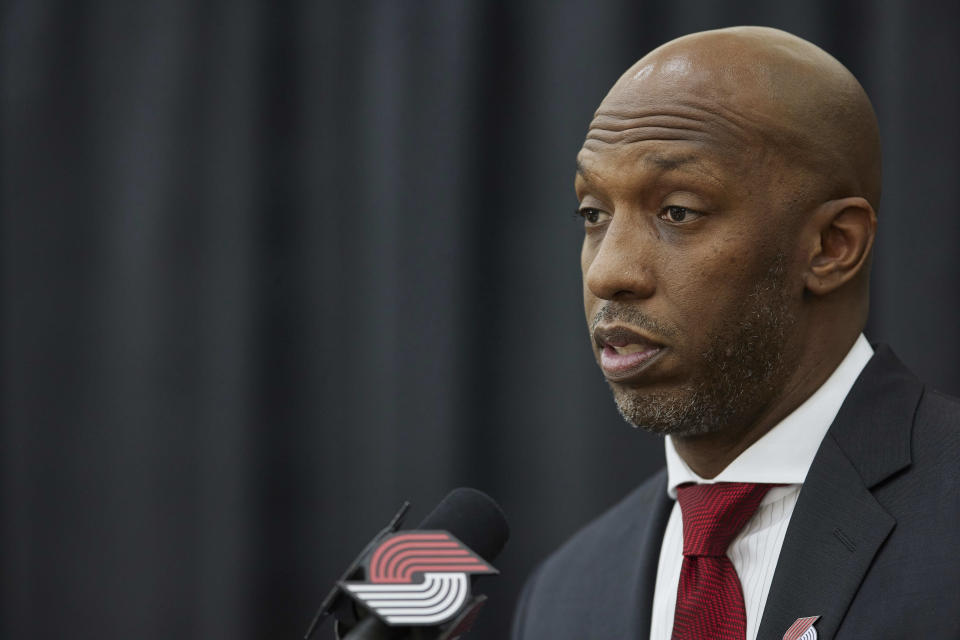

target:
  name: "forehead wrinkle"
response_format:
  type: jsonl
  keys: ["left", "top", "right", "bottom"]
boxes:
{"left": 586, "top": 98, "right": 762, "bottom": 154}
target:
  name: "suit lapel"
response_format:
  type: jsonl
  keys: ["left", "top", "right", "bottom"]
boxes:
{"left": 630, "top": 472, "right": 673, "bottom": 639}
{"left": 757, "top": 345, "right": 923, "bottom": 640}
{"left": 755, "top": 436, "right": 894, "bottom": 640}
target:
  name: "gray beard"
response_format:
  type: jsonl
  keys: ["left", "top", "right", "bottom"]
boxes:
{"left": 607, "top": 253, "right": 797, "bottom": 437}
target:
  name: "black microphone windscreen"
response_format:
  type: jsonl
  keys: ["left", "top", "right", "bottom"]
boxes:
{"left": 416, "top": 487, "right": 509, "bottom": 564}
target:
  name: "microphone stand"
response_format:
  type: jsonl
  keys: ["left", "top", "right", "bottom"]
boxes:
{"left": 304, "top": 502, "right": 411, "bottom": 640}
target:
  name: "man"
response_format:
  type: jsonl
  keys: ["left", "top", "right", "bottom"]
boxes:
{"left": 511, "top": 26, "right": 960, "bottom": 640}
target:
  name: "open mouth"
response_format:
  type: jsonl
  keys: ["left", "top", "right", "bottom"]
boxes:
{"left": 593, "top": 325, "right": 666, "bottom": 381}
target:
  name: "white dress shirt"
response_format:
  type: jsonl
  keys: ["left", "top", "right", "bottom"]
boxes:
{"left": 648, "top": 334, "right": 874, "bottom": 640}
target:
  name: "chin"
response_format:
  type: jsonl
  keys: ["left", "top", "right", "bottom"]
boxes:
{"left": 609, "top": 380, "right": 741, "bottom": 438}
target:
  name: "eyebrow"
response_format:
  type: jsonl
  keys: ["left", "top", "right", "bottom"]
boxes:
{"left": 575, "top": 158, "right": 588, "bottom": 177}
{"left": 643, "top": 153, "right": 699, "bottom": 171}
{"left": 576, "top": 153, "right": 703, "bottom": 179}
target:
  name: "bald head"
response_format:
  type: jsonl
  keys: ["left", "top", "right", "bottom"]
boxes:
{"left": 594, "top": 26, "right": 881, "bottom": 209}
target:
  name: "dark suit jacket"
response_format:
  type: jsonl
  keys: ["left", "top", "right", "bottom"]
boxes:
{"left": 512, "top": 346, "right": 960, "bottom": 639}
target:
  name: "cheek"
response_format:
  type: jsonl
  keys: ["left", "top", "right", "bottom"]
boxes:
{"left": 664, "top": 239, "right": 766, "bottom": 328}
{"left": 580, "top": 239, "right": 590, "bottom": 275}
{"left": 581, "top": 238, "right": 597, "bottom": 305}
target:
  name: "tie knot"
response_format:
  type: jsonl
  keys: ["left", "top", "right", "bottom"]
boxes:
{"left": 676, "top": 482, "right": 773, "bottom": 557}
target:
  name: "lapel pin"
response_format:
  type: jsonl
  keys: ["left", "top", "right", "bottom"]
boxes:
{"left": 783, "top": 615, "right": 821, "bottom": 640}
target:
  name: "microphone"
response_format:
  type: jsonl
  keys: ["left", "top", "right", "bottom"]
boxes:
{"left": 305, "top": 488, "right": 509, "bottom": 640}
{"left": 416, "top": 487, "right": 509, "bottom": 564}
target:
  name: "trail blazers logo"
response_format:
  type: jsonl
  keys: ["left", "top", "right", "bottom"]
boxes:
{"left": 341, "top": 531, "right": 497, "bottom": 625}
{"left": 783, "top": 616, "right": 820, "bottom": 640}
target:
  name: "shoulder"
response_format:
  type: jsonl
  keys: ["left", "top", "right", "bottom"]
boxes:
{"left": 536, "top": 469, "right": 668, "bottom": 574}
{"left": 908, "top": 386, "right": 960, "bottom": 481}
{"left": 867, "top": 381, "right": 960, "bottom": 536}
{"left": 916, "top": 387, "right": 960, "bottom": 426}
{"left": 839, "top": 385, "right": 960, "bottom": 634}
{"left": 512, "top": 470, "right": 670, "bottom": 639}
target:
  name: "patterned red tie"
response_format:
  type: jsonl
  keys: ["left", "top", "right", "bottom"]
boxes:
{"left": 671, "top": 482, "right": 773, "bottom": 640}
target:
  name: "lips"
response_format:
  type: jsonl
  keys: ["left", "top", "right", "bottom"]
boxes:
{"left": 593, "top": 325, "right": 666, "bottom": 382}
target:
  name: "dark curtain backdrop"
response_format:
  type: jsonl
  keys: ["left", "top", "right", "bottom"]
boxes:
{"left": 2, "top": 1, "right": 958, "bottom": 638}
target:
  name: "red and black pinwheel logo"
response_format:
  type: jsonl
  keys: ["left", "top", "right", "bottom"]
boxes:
{"left": 341, "top": 531, "right": 496, "bottom": 626}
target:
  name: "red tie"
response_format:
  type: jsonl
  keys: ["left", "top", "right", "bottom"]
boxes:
{"left": 671, "top": 482, "right": 773, "bottom": 640}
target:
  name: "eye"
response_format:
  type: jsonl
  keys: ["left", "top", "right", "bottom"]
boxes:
{"left": 576, "top": 207, "right": 609, "bottom": 226}
{"left": 658, "top": 205, "right": 702, "bottom": 223}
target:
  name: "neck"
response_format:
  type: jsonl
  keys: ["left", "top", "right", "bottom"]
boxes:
{"left": 672, "top": 329, "right": 860, "bottom": 479}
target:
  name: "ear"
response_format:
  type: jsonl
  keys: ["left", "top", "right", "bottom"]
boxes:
{"left": 803, "top": 197, "right": 877, "bottom": 296}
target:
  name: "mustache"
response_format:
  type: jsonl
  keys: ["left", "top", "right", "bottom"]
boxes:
{"left": 590, "top": 304, "right": 677, "bottom": 340}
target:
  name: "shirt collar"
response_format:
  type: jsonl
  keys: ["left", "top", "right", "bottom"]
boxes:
{"left": 664, "top": 333, "right": 874, "bottom": 498}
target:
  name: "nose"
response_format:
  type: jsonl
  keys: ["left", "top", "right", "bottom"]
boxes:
{"left": 583, "top": 215, "right": 657, "bottom": 301}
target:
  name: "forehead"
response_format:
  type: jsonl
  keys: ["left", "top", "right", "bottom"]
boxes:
{"left": 577, "top": 52, "right": 785, "bottom": 182}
